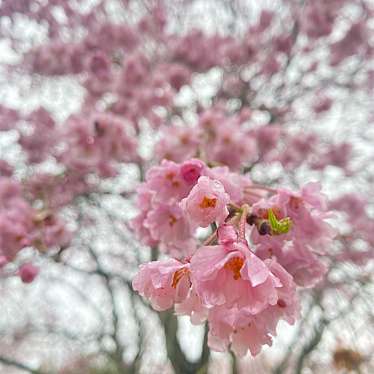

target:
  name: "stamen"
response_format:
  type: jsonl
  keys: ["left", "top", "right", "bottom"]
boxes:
{"left": 289, "top": 196, "right": 302, "bottom": 210}
{"left": 165, "top": 172, "right": 175, "bottom": 180}
{"left": 172, "top": 268, "right": 189, "bottom": 288}
{"left": 165, "top": 172, "right": 180, "bottom": 187}
{"left": 199, "top": 196, "right": 217, "bottom": 209}
{"left": 180, "top": 135, "right": 190, "bottom": 144}
{"left": 168, "top": 215, "right": 177, "bottom": 226}
{"left": 224, "top": 256, "right": 244, "bottom": 280}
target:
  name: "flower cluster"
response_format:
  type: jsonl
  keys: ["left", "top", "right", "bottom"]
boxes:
{"left": 155, "top": 108, "right": 256, "bottom": 171}
{"left": 0, "top": 0, "right": 373, "bottom": 370}
{"left": 132, "top": 159, "right": 335, "bottom": 356}
{"left": 58, "top": 113, "right": 138, "bottom": 178}
{"left": 131, "top": 159, "right": 250, "bottom": 255}
{"left": 0, "top": 108, "right": 139, "bottom": 282}
{"left": 0, "top": 176, "right": 72, "bottom": 282}
{"left": 154, "top": 106, "right": 354, "bottom": 175}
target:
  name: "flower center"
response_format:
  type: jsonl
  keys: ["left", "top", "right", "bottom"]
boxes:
{"left": 168, "top": 215, "right": 177, "bottom": 226}
{"left": 165, "top": 172, "right": 180, "bottom": 188}
{"left": 199, "top": 196, "right": 217, "bottom": 209}
{"left": 222, "top": 136, "right": 231, "bottom": 144}
{"left": 179, "top": 135, "right": 190, "bottom": 145}
{"left": 165, "top": 172, "right": 175, "bottom": 180}
{"left": 172, "top": 267, "right": 189, "bottom": 288}
{"left": 289, "top": 196, "right": 302, "bottom": 210}
{"left": 224, "top": 256, "right": 244, "bottom": 280}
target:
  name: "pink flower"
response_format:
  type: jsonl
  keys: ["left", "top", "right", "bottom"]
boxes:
{"left": 262, "top": 56, "right": 280, "bottom": 76}
{"left": 202, "top": 119, "right": 257, "bottom": 171}
{"left": 132, "top": 259, "right": 191, "bottom": 311}
{"left": 155, "top": 126, "right": 201, "bottom": 163}
{"left": 254, "top": 125, "right": 281, "bottom": 159}
{"left": 33, "top": 213, "right": 72, "bottom": 250}
{"left": 207, "top": 166, "right": 250, "bottom": 205}
{"left": 0, "top": 104, "right": 20, "bottom": 131}
{"left": 0, "top": 160, "right": 13, "bottom": 176}
{"left": 166, "top": 63, "right": 192, "bottom": 90}
{"left": 257, "top": 10, "right": 273, "bottom": 32}
{"left": 130, "top": 184, "right": 158, "bottom": 247}
{"left": 119, "top": 52, "right": 149, "bottom": 88}
{"left": 88, "top": 52, "right": 111, "bottom": 79}
{"left": 330, "top": 22, "right": 367, "bottom": 65}
{"left": 313, "top": 95, "right": 333, "bottom": 114}
{"left": 207, "top": 259, "right": 298, "bottom": 356}
{"left": 0, "top": 177, "right": 35, "bottom": 260}
{"left": 217, "top": 224, "right": 238, "bottom": 244}
{"left": 59, "top": 113, "right": 138, "bottom": 177}
{"left": 144, "top": 203, "right": 193, "bottom": 253}
{"left": 193, "top": 108, "right": 258, "bottom": 170}
{"left": 311, "top": 142, "right": 352, "bottom": 172}
{"left": 180, "top": 176, "right": 229, "bottom": 228}
{"left": 146, "top": 160, "right": 191, "bottom": 204}
{"left": 24, "top": 172, "right": 90, "bottom": 209}
{"left": 251, "top": 183, "right": 335, "bottom": 250}
{"left": 208, "top": 305, "right": 274, "bottom": 356}
{"left": 0, "top": 255, "right": 7, "bottom": 268}
{"left": 131, "top": 161, "right": 203, "bottom": 256}
{"left": 274, "top": 35, "right": 293, "bottom": 55}
{"left": 278, "top": 133, "right": 318, "bottom": 169}
{"left": 330, "top": 193, "right": 366, "bottom": 224}
{"left": 19, "top": 107, "right": 57, "bottom": 164}
{"left": 130, "top": 211, "right": 158, "bottom": 248}
{"left": 180, "top": 159, "right": 206, "bottom": 184}
{"left": 190, "top": 234, "right": 283, "bottom": 313}
{"left": 175, "top": 288, "right": 208, "bottom": 324}
{"left": 302, "top": 3, "right": 334, "bottom": 39}
{"left": 276, "top": 183, "right": 336, "bottom": 248}
{"left": 281, "top": 245, "right": 327, "bottom": 288}
{"left": 19, "top": 263, "right": 39, "bottom": 283}
{"left": 256, "top": 242, "right": 327, "bottom": 287}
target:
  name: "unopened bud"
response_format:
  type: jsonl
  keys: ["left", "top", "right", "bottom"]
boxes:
{"left": 19, "top": 263, "right": 39, "bottom": 283}
{"left": 246, "top": 214, "right": 257, "bottom": 225}
{"left": 258, "top": 221, "right": 271, "bottom": 235}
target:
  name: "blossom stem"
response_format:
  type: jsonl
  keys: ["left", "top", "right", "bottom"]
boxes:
{"left": 239, "top": 204, "right": 250, "bottom": 241}
{"left": 228, "top": 202, "right": 241, "bottom": 211}
{"left": 203, "top": 228, "right": 219, "bottom": 246}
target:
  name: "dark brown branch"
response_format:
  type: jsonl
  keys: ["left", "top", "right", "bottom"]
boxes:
{"left": 159, "top": 311, "right": 210, "bottom": 374}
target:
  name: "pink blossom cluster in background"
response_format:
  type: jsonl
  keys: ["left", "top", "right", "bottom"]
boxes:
{"left": 0, "top": 176, "right": 71, "bottom": 281}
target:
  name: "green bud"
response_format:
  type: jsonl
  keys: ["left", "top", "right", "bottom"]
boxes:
{"left": 268, "top": 208, "right": 292, "bottom": 235}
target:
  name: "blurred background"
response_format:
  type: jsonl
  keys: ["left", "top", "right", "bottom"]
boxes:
{"left": 0, "top": 0, "right": 373, "bottom": 373}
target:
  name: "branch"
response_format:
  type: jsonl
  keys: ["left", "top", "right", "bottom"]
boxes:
{"left": 294, "top": 286, "right": 366, "bottom": 374}
{"left": 196, "top": 324, "right": 210, "bottom": 374}
{"left": 273, "top": 296, "right": 316, "bottom": 374}
{"left": 0, "top": 356, "right": 43, "bottom": 374}
{"left": 295, "top": 316, "right": 328, "bottom": 374}
{"left": 159, "top": 311, "right": 191, "bottom": 374}
{"left": 231, "top": 351, "right": 238, "bottom": 374}
{"left": 159, "top": 311, "right": 211, "bottom": 374}
{"left": 86, "top": 245, "right": 125, "bottom": 367}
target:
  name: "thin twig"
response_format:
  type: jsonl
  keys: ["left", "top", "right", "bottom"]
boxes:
{"left": 0, "top": 356, "right": 43, "bottom": 374}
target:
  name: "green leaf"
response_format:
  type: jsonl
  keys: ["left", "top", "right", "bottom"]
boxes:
{"left": 268, "top": 208, "right": 292, "bottom": 235}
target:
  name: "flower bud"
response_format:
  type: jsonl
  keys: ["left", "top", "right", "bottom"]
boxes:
{"left": 258, "top": 221, "right": 271, "bottom": 235}
{"left": 19, "top": 263, "right": 39, "bottom": 283}
{"left": 246, "top": 214, "right": 257, "bottom": 225}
